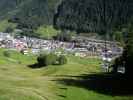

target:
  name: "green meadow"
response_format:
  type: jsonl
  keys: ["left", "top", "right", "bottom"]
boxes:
{"left": 0, "top": 49, "right": 132, "bottom": 100}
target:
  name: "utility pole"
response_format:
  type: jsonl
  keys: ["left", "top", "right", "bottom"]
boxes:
{"left": 45, "top": 0, "right": 50, "bottom": 39}
{"left": 103, "top": 0, "right": 110, "bottom": 72}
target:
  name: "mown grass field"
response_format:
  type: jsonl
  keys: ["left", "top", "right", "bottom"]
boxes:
{"left": 0, "top": 49, "right": 132, "bottom": 100}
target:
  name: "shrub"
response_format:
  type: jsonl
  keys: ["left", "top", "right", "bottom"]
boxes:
{"left": 36, "top": 53, "right": 67, "bottom": 67}
{"left": 37, "top": 54, "right": 47, "bottom": 66}
{"left": 45, "top": 53, "right": 58, "bottom": 65}
{"left": 37, "top": 53, "right": 58, "bottom": 66}
{"left": 58, "top": 55, "right": 67, "bottom": 65}
{"left": 3, "top": 50, "right": 11, "bottom": 57}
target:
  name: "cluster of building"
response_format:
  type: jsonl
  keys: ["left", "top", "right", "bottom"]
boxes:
{"left": 0, "top": 32, "right": 123, "bottom": 59}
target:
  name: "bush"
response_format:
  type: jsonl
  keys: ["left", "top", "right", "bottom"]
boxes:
{"left": 58, "top": 55, "right": 67, "bottom": 65}
{"left": 36, "top": 53, "right": 67, "bottom": 67}
{"left": 37, "top": 54, "right": 47, "bottom": 66}
{"left": 45, "top": 53, "right": 58, "bottom": 65}
{"left": 37, "top": 53, "right": 58, "bottom": 66}
{"left": 3, "top": 50, "right": 11, "bottom": 57}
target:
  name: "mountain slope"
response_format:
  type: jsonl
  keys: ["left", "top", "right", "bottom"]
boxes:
{"left": 0, "top": 0, "right": 60, "bottom": 28}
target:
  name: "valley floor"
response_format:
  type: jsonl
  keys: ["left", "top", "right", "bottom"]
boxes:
{"left": 0, "top": 49, "right": 132, "bottom": 100}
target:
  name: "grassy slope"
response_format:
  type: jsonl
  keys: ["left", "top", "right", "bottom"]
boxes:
{"left": 35, "top": 25, "right": 77, "bottom": 39}
{"left": 0, "top": 49, "right": 132, "bottom": 100}
{"left": 0, "top": 20, "right": 16, "bottom": 32}
{"left": 35, "top": 25, "right": 60, "bottom": 39}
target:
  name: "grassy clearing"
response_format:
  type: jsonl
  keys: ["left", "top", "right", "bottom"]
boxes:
{"left": 35, "top": 25, "right": 76, "bottom": 39}
{"left": 0, "top": 49, "right": 132, "bottom": 100}
{"left": 35, "top": 25, "right": 60, "bottom": 39}
{"left": 0, "top": 20, "right": 16, "bottom": 32}
{"left": 0, "top": 49, "right": 36, "bottom": 65}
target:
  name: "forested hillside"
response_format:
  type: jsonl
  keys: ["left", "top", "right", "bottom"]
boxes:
{"left": 54, "top": 0, "right": 133, "bottom": 34}
{"left": 0, "top": 0, "right": 17, "bottom": 19}
{"left": 0, "top": 0, "right": 60, "bottom": 29}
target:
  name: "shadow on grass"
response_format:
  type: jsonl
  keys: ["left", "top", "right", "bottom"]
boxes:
{"left": 28, "top": 63, "right": 61, "bottom": 69}
{"left": 28, "top": 62, "right": 64, "bottom": 69}
{"left": 57, "top": 94, "right": 67, "bottom": 98}
{"left": 28, "top": 63, "right": 45, "bottom": 69}
{"left": 54, "top": 73, "right": 133, "bottom": 96}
